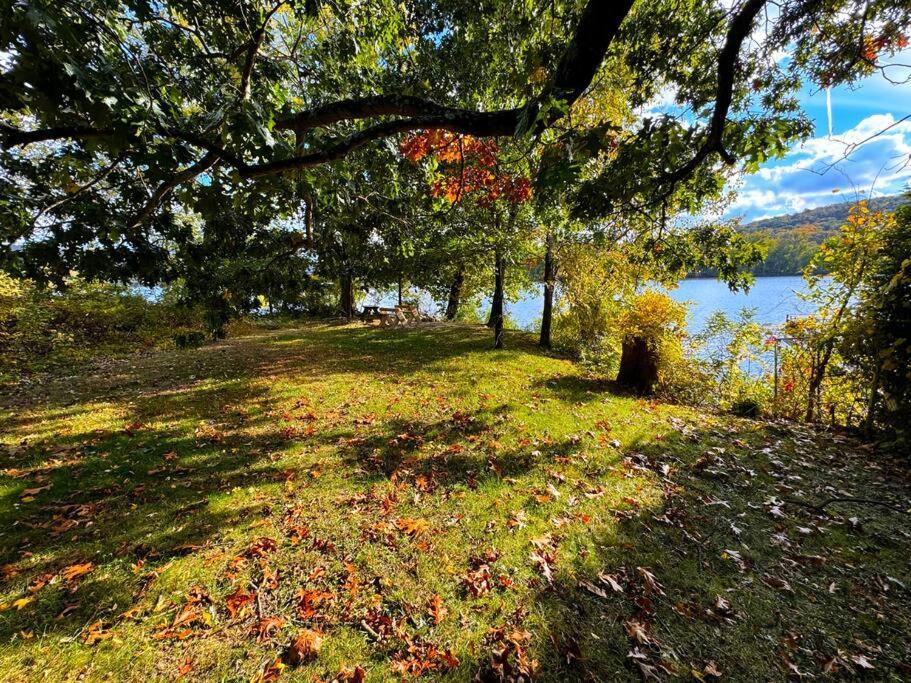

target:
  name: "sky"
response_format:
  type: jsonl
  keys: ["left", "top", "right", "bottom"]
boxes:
{"left": 727, "top": 59, "right": 911, "bottom": 223}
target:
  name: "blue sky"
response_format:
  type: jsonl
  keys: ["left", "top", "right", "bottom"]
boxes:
{"left": 727, "top": 58, "right": 911, "bottom": 222}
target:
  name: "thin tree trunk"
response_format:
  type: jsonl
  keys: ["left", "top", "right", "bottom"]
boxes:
{"left": 296, "top": 131, "right": 314, "bottom": 249}
{"left": 486, "top": 212, "right": 504, "bottom": 328}
{"left": 539, "top": 230, "right": 555, "bottom": 349}
{"left": 340, "top": 270, "right": 354, "bottom": 320}
{"left": 304, "top": 196, "right": 314, "bottom": 248}
{"left": 445, "top": 268, "right": 464, "bottom": 321}
{"left": 863, "top": 363, "right": 882, "bottom": 436}
{"left": 805, "top": 343, "right": 834, "bottom": 422}
{"left": 492, "top": 250, "right": 505, "bottom": 349}
{"left": 397, "top": 278, "right": 403, "bottom": 306}
{"left": 486, "top": 272, "right": 502, "bottom": 328}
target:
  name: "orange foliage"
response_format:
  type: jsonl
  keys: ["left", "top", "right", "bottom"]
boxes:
{"left": 401, "top": 130, "right": 532, "bottom": 206}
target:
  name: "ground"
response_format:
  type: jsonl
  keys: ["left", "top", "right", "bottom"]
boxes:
{"left": 0, "top": 322, "right": 909, "bottom": 682}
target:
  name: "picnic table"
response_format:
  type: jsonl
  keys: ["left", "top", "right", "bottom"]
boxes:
{"left": 361, "top": 304, "right": 420, "bottom": 327}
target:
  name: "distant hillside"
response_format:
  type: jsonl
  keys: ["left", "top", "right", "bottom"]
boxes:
{"left": 691, "top": 193, "right": 908, "bottom": 278}
{"left": 741, "top": 194, "right": 908, "bottom": 244}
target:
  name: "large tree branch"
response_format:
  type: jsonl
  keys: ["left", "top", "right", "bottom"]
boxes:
{"left": 0, "top": 122, "right": 114, "bottom": 149}
{"left": 661, "top": 0, "right": 767, "bottom": 186}
{"left": 275, "top": 0, "right": 636, "bottom": 137}
{"left": 4, "top": 0, "right": 635, "bottom": 165}
{"left": 243, "top": 112, "right": 522, "bottom": 177}
{"left": 129, "top": 151, "right": 220, "bottom": 229}
{"left": 274, "top": 95, "right": 514, "bottom": 133}
{"left": 5, "top": 0, "right": 639, "bottom": 228}
{"left": 240, "top": 2, "right": 286, "bottom": 101}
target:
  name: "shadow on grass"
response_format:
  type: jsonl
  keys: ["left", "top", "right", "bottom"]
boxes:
{"left": 532, "top": 373, "right": 620, "bottom": 403}
{"left": 0, "top": 323, "right": 564, "bottom": 645}
{"left": 335, "top": 406, "right": 587, "bottom": 489}
{"left": 508, "top": 422, "right": 911, "bottom": 681}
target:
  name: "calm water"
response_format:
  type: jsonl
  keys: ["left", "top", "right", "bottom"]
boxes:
{"left": 366, "top": 276, "right": 817, "bottom": 333}
{"left": 499, "top": 276, "right": 816, "bottom": 332}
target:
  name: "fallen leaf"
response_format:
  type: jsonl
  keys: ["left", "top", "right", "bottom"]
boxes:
{"left": 428, "top": 594, "right": 446, "bottom": 625}
{"left": 286, "top": 629, "right": 323, "bottom": 666}
{"left": 225, "top": 588, "right": 255, "bottom": 618}
{"left": 60, "top": 562, "right": 95, "bottom": 582}
{"left": 395, "top": 518, "right": 430, "bottom": 537}
{"left": 624, "top": 619, "right": 651, "bottom": 645}
{"left": 83, "top": 620, "right": 114, "bottom": 644}
{"left": 333, "top": 665, "right": 366, "bottom": 682}
{"left": 851, "top": 654, "right": 875, "bottom": 670}
{"left": 253, "top": 616, "right": 285, "bottom": 642}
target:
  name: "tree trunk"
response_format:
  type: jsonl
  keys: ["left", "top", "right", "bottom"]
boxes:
{"left": 616, "top": 337, "right": 659, "bottom": 394}
{"left": 304, "top": 196, "right": 314, "bottom": 248}
{"left": 445, "top": 269, "right": 464, "bottom": 321}
{"left": 397, "top": 278, "right": 403, "bottom": 306}
{"left": 491, "top": 250, "right": 505, "bottom": 349}
{"left": 340, "top": 270, "right": 354, "bottom": 320}
{"left": 805, "top": 342, "right": 834, "bottom": 422}
{"left": 863, "top": 362, "right": 882, "bottom": 436}
{"left": 539, "top": 231, "right": 555, "bottom": 349}
{"left": 487, "top": 256, "right": 504, "bottom": 329}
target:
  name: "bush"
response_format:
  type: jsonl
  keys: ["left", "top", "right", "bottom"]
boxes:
{"left": 174, "top": 331, "right": 207, "bottom": 349}
{"left": 0, "top": 274, "right": 203, "bottom": 379}
{"left": 616, "top": 291, "right": 687, "bottom": 393}
{"left": 730, "top": 396, "right": 763, "bottom": 417}
{"left": 551, "top": 244, "right": 631, "bottom": 368}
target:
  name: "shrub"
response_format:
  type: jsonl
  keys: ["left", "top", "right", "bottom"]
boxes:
{"left": 730, "top": 396, "right": 763, "bottom": 418}
{"left": 174, "top": 331, "right": 207, "bottom": 349}
{"left": 551, "top": 244, "right": 631, "bottom": 368}
{"left": 0, "top": 274, "right": 203, "bottom": 379}
{"left": 616, "top": 291, "right": 687, "bottom": 393}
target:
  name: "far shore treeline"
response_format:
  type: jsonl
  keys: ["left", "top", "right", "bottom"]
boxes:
{"left": 688, "top": 194, "right": 908, "bottom": 278}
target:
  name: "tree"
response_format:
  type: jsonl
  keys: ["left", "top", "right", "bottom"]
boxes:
{"left": 801, "top": 203, "right": 888, "bottom": 421}
{"left": 862, "top": 200, "right": 911, "bottom": 436}
{"left": 3, "top": 0, "right": 908, "bottom": 287}
{"left": 401, "top": 130, "right": 532, "bottom": 346}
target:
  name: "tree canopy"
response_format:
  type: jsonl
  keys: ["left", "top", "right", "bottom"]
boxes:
{"left": 1, "top": 0, "right": 909, "bottom": 285}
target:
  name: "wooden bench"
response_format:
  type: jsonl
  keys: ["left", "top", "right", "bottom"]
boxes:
{"left": 377, "top": 305, "right": 419, "bottom": 327}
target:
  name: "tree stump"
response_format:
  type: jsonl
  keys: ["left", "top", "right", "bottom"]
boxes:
{"left": 616, "top": 336, "right": 659, "bottom": 394}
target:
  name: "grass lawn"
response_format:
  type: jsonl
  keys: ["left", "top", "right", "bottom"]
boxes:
{"left": 0, "top": 322, "right": 909, "bottom": 681}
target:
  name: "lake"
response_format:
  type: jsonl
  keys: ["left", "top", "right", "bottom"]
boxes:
{"left": 503, "top": 276, "right": 816, "bottom": 332}
{"left": 372, "top": 276, "right": 816, "bottom": 333}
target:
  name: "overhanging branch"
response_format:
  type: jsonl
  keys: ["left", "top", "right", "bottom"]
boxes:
{"left": 660, "top": 0, "right": 767, "bottom": 186}
{"left": 129, "top": 151, "right": 220, "bottom": 229}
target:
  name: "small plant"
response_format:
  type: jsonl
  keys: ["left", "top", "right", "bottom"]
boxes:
{"left": 174, "top": 331, "right": 207, "bottom": 349}
{"left": 730, "top": 396, "right": 763, "bottom": 418}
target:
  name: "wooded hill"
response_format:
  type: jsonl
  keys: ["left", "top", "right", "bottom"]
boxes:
{"left": 741, "top": 194, "right": 907, "bottom": 243}
{"left": 690, "top": 194, "right": 908, "bottom": 277}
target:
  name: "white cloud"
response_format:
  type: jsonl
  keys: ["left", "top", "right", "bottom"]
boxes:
{"left": 728, "top": 113, "right": 911, "bottom": 222}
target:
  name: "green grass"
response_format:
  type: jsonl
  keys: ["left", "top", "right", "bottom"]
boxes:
{"left": 0, "top": 322, "right": 908, "bottom": 681}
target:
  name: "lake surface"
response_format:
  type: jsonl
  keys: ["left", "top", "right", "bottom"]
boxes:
{"left": 367, "top": 276, "right": 818, "bottom": 333}
{"left": 502, "top": 276, "right": 815, "bottom": 332}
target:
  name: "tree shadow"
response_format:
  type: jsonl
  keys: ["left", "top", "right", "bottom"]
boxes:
{"left": 0, "top": 323, "right": 555, "bottom": 647}
{"left": 334, "top": 406, "right": 586, "bottom": 490}
{"left": 531, "top": 373, "right": 622, "bottom": 403}
{"left": 510, "top": 421, "right": 911, "bottom": 680}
